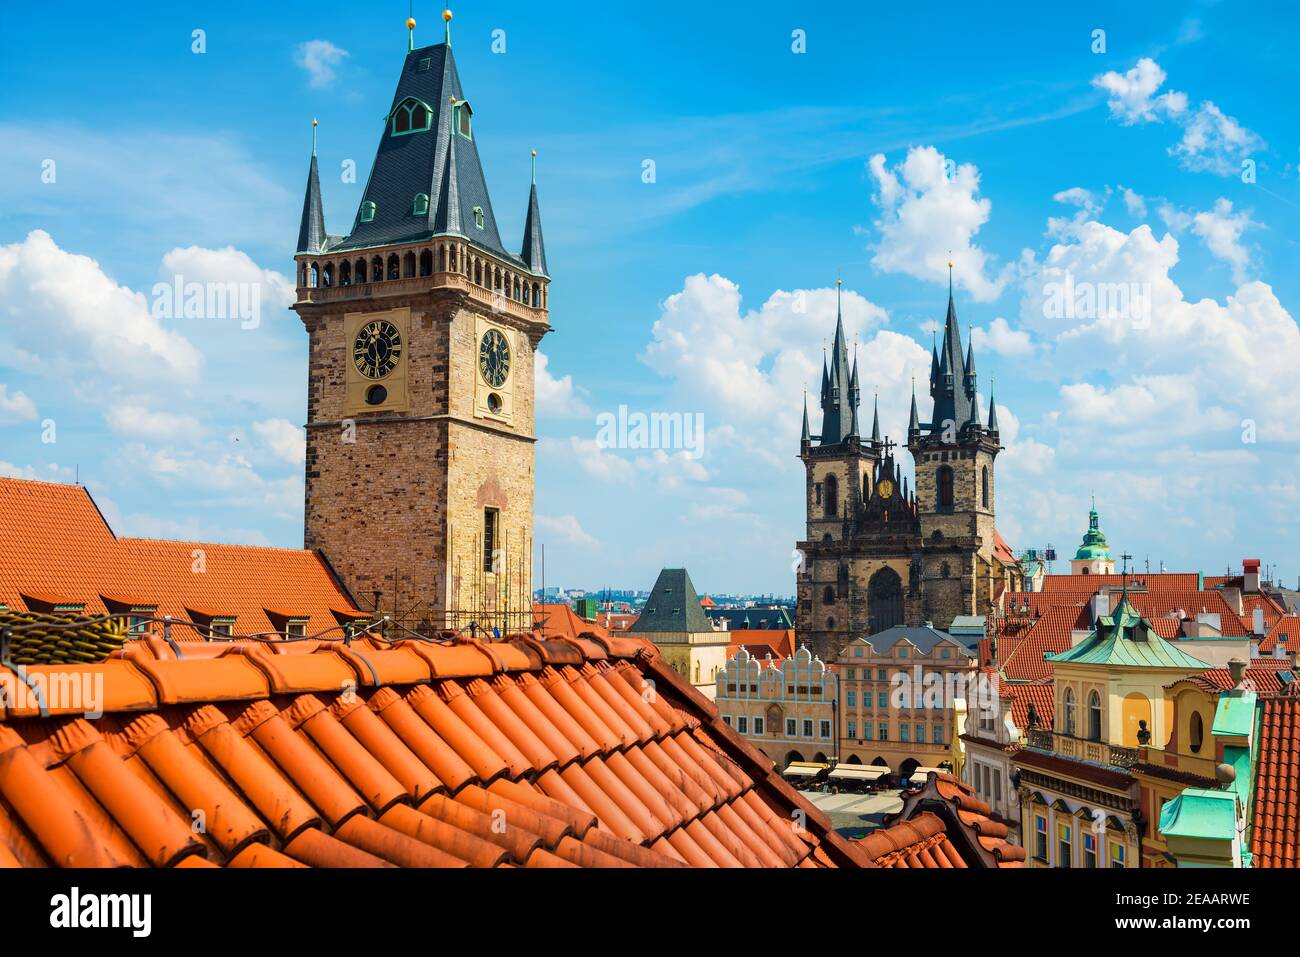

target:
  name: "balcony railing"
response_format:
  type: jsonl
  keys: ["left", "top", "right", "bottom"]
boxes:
{"left": 1026, "top": 728, "right": 1140, "bottom": 769}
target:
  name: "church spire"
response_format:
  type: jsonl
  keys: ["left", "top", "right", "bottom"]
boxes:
{"left": 520, "top": 149, "right": 548, "bottom": 275}
{"left": 909, "top": 377, "right": 920, "bottom": 434}
{"left": 871, "top": 393, "right": 881, "bottom": 445}
{"left": 801, "top": 392, "right": 810, "bottom": 444}
{"left": 987, "top": 379, "right": 999, "bottom": 432}
{"left": 819, "top": 278, "right": 854, "bottom": 446}
{"left": 296, "top": 119, "right": 326, "bottom": 255}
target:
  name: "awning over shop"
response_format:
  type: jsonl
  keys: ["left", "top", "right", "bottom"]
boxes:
{"left": 907, "top": 766, "right": 947, "bottom": 779}
{"left": 828, "top": 766, "right": 887, "bottom": 781}
{"left": 783, "top": 762, "right": 828, "bottom": 778}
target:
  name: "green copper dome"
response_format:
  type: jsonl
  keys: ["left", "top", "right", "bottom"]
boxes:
{"left": 1074, "top": 505, "right": 1110, "bottom": 561}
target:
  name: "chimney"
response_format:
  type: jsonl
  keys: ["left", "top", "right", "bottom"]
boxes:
{"left": 1227, "top": 657, "right": 1248, "bottom": 694}
{"left": 1252, "top": 607, "right": 1266, "bottom": 636}
{"left": 1089, "top": 592, "right": 1108, "bottom": 624}
{"left": 1243, "top": 558, "right": 1260, "bottom": 594}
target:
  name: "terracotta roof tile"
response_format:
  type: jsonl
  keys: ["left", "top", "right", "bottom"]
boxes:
{"left": 1002, "top": 679, "right": 1055, "bottom": 730}
{"left": 1251, "top": 694, "right": 1300, "bottom": 868}
{"left": 0, "top": 625, "right": 868, "bottom": 868}
{"left": 0, "top": 477, "right": 365, "bottom": 642}
{"left": 1261, "top": 615, "right": 1300, "bottom": 655}
{"left": 865, "top": 773, "right": 1025, "bottom": 868}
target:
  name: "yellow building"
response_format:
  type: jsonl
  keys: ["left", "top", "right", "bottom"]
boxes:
{"left": 714, "top": 646, "right": 837, "bottom": 768}
{"left": 1013, "top": 590, "right": 1210, "bottom": 867}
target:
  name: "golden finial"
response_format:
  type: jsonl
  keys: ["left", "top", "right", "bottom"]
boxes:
{"left": 407, "top": 16, "right": 416, "bottom": 29}
{"left": 443, "top": 8, "right": 453, "bottom": 21}
{"left": 311, "top": 118, "right": 318, "bottom": 127}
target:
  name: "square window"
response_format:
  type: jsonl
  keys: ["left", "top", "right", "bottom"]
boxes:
{"left": 819, "top": 720, "right": 830, "bottom": 738}
{"left": 802, "top": 720, "right": 813, "bottom": 737}
{"left": 736, "top": 716, "right": 748, "bottom": 734}
{"left": 753, "top": 717, "right": 764, "bottom": 735}
{"left": 846, "top": 690, "right": 856, "bottom": 707}
{"left": 878, "top": 722, "right": 889, "bottom": 741}
{"left": 847, "top": 720, "right": 857, "bottom": 738}
{"left": 786, "top": 718, "right": 797, "bottom": 737}
{"left": 900, "top": 724, "right": 910, "bottom": 742}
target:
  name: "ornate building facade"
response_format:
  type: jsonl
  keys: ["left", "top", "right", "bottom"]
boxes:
{"left": 795, "top": 279, "right": 1020, "bottom": 661}
{"left": 291, "top": 23, "right": 549, "bottom": 635}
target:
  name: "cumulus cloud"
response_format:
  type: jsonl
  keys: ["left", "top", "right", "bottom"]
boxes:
{"left": 252, "top": 418, "right": 306, "bottom": 465}
{"left": 641, "top": 273, "right": 921, "bottom": 454}
{"left": 159, "top": 245, "right": 296, "bottom": 321}
{"left": 1092, "top": 57, "right": 1188, "bottom": 124}
{"left": 295, "top": 40, "right": 349, "bottom": 88}
{"left": 1120, "top": 187, "right": 1147, "bottom": 219}
{"left": 0, "top": 230, "right": 203, "bottom": 382}
{"left": 535, "top": 351, "right": 590, "bottom": 419}
{"left": 972, "top": 316, "right": 1033, "bottom": 357}
{"left": 0, "top": 384, "right": 37, "bottom": 424}
{"left": 1092, "top": 58, "right": 1263, "bottom": 177}
{"left": 1191, "top": 198, "right": 1258, "bottom": 284}
{"left": 865, "top": 147, "right": 1009, "bottom": 301}
{"left": 535, "top": 514, "right": 597, "bottom": 546}
{"left": 105, "top": 403, "right": 203, "bottom": 441}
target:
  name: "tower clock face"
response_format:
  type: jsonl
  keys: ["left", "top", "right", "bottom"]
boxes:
{"left": 877, "top": 478, "right": 895, "bottom": 500}
{"left": 479, "top": 328, "right": 511, "bottom": 388}
{"left": 353, "top": 320, "right": 402, "bottom": 379}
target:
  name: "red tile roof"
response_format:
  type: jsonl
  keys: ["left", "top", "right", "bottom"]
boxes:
{"left": 1261, "top": 615, "right": 1300, "bottom": 655}
{"left": 1251, "top": 693, "right": 1300, "bottom": 868}
{"left": 1002, "top": 679, "right": 1055, "bottom": 731}
{"left": 999, "top": 606, "right": 1087, "bottom": 681}
{"left": 532, "top": 603, "right": 612, "bottom": 643}
{"left": 1040, "top": 572, "right": 1202, "bottom": 592}
{"left": 0, "top": 478, "right": 365, "bottom": 640}
{"left": 0, "top": 626, "right": 870, "bottom": 868}
{"left": 864, "top": 772, "right": 1025, "bottom": 867}
{"left": 726, "top": 629, "right": 795, "bottom": 660}
{"left": 993, "top": 531, "right": 1016, "bottom": 566}
{"left": 1174, "top": 666, "right": 1291, "bottom": 696}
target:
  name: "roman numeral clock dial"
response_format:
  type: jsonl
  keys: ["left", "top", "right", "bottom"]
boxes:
{"left": 353, "top": 320, "right": 402, "bottom": 380}
{"left": 479, "top": 328, "right": 510, "bottom": 388}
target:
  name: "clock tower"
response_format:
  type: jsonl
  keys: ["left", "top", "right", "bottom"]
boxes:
{"left": 292, "top": 11, "right": 550, "bottom": 635}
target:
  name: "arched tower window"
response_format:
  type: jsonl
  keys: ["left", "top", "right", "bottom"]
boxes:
{"left": 1189, "top": 711, "right": 1204, "bottom": 753}
{"left": 824, "top": 474, "right": 838, "bottom": 517}
{"left": 392, "top": 98, "right": 431, "bottom": 136}
{"left": 412, "top": 193, "right": 429, "bottom": 216}
{"left": 937, "top": 466, "right": 954, "bottom": 508}
{"left": 1063, "top": 688, "right": 1076, "bottom": 736}
{"left": 1088, "top": 691, "right": 1102, "bottom": 741}
{"left": 822, "top": 586, "right": 835, "bottom": 606}
{"left": 981, "top": 465, "right": 989, "bottom": 508}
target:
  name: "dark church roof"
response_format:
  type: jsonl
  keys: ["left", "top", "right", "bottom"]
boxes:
{"left": 817, "top": 284, "right": 860, "bottom": 448}
{"left": 629, "top": 569, "right": 716, "bottom": 634}
{"left": 297, "top": 40, "right": 540, "bottom": 273}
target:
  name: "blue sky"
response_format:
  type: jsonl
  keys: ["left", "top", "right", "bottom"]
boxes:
{"left": 2, "top": 1, "right": 1299, "bottom": 595}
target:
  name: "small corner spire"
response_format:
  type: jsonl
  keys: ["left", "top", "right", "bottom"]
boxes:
{"left": 871, "top": 392, "right": 881, "bottom": 445}
{"left": 801, "top": 391, "right": 810, "bottom": 443}
{"left": 909, "top": 376, "right": 920, "bottom": 432}
{"left": 987, "top": 377, "right": 999, "bottom": 432}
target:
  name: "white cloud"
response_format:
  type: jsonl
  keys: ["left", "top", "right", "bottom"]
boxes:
{"left": 971, "top": 316, "right": 1033, "bottom": 357}
{"left": 1092, "top": 57, "right": 1188, "bottom": 124}
{"left": 1191, "top": 198, "right": 1258, "bottom": 284}
{"left": 1172, "top": 101, "right": 1266, "bottom": 176}
{"left": 252, "top": 418, "right": 306, "bottom": 465}
{"left": 535, "top": 513, "right": 597, "bottom": 546}
{"left": 865, "top": 147, "right": 1009, "bottom": 301}
{"left": 159, "top": 245, "right": 296, "bottom": 321}
{"left": 559, "top": 436, "right": 636, "bottom": 484}
{"left": 1091, "top": 58, "right": 1263, "bottom": 177}
{"left": 641, "top": 274, "right": 927, "bottom": 455}
{"left": 1120, "top": 187, "right": 1147, "bottom": 219}
{"left": 295, "top": 40, "right": 349, "bottom": 89}
{"left": 105, "top": 403, "right": 202, "bottom": 441}
{"left": 535, "top": 351, "right": 590, "bottom": 419}
{"left": 0, "top": 230, "right": 203, "bottom": 382}
{"left": 0, "top": 384, "right": 37, "bottom": 423}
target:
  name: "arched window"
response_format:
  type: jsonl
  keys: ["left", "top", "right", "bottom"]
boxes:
{"left": 412, "top": 193, "right": 429, "bottom": 216}
{"left": 981, "top": 465, "right": 989, "bottom": 508}
{"left": 823, "top": 586, "right": 835, "bottom": 606}
{"left": 1189, "top": 711, "right": 1204, "bottom": 754}
{"left": 1063, "top": 688, "right": 1076, "bottom": 736}
{"left": 339, "top": 261, "right": 351, "bottom": 286}
{"left": 370, "top": 256, "right": 383, "bottom": 281}
{"left": 868, "top": 568, "right": 904, "bottom": 633}
{"left": 354, "top": 259, "right": 367, "bottom": 283}
{"left": 359, "top": 201, "right": 377, "bottom": 224}
{"left": 1088, "top": 691, "right": 1102, "bottom": 741}
{"left": 309, "top": 262, "right": 319, "bottom": 288}
{"left": 419, "top": 249, "right": 433, "bottom": 277}
{"left": 825, "top": 617, "right": 835, "bottom": 631}
{"left": 825, "top": 474, "right": 838, "bottom": 517}
{"left": 453, "top": 101, "right": 473, "bottom": 138}
{"left": 1081, "top": 567, "right": 1091, "bottom": 575}
{"left": 387, "top": 254, "right": 400, "bottom": 280}
{"left": 402, "top": 251, "right": 416, "bottom": 278}
{"left": 473, "top": 206, "right": 485, "bottom": 230}
{"left": 937, "top": 466, "right": 954, "bottom": 508}
{"left": 392, "top": 98, "right": 431, "bottom": 136}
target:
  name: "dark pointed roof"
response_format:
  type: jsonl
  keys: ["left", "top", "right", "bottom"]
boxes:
{"left": 909, "top": 382, "right": 920, "bottom": 432}
{"left": 987, "top": 389, "right": 999, "bottom": 432}
{"left": 296, "top": 153, "right": 326, "bottom": 255}
{"left": 929, "top": 288, "right": 975, "bottom": 437}
{"left": 819, "top": 288, "right": 856, "bottom": 447}
{"left": 330, "top": 42, "right": 527, "bottom": 270}
{"left": 871, "top": 395, "right": 882, "bottom": 444}
{"left": 801, "top": 395, "right": 810, "bottom": 442}
{"left": 520, "top": 180, "right": 548, "bottom": 276}
{"left": 628, "top": 569, "right": 715, "bottom": 634}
